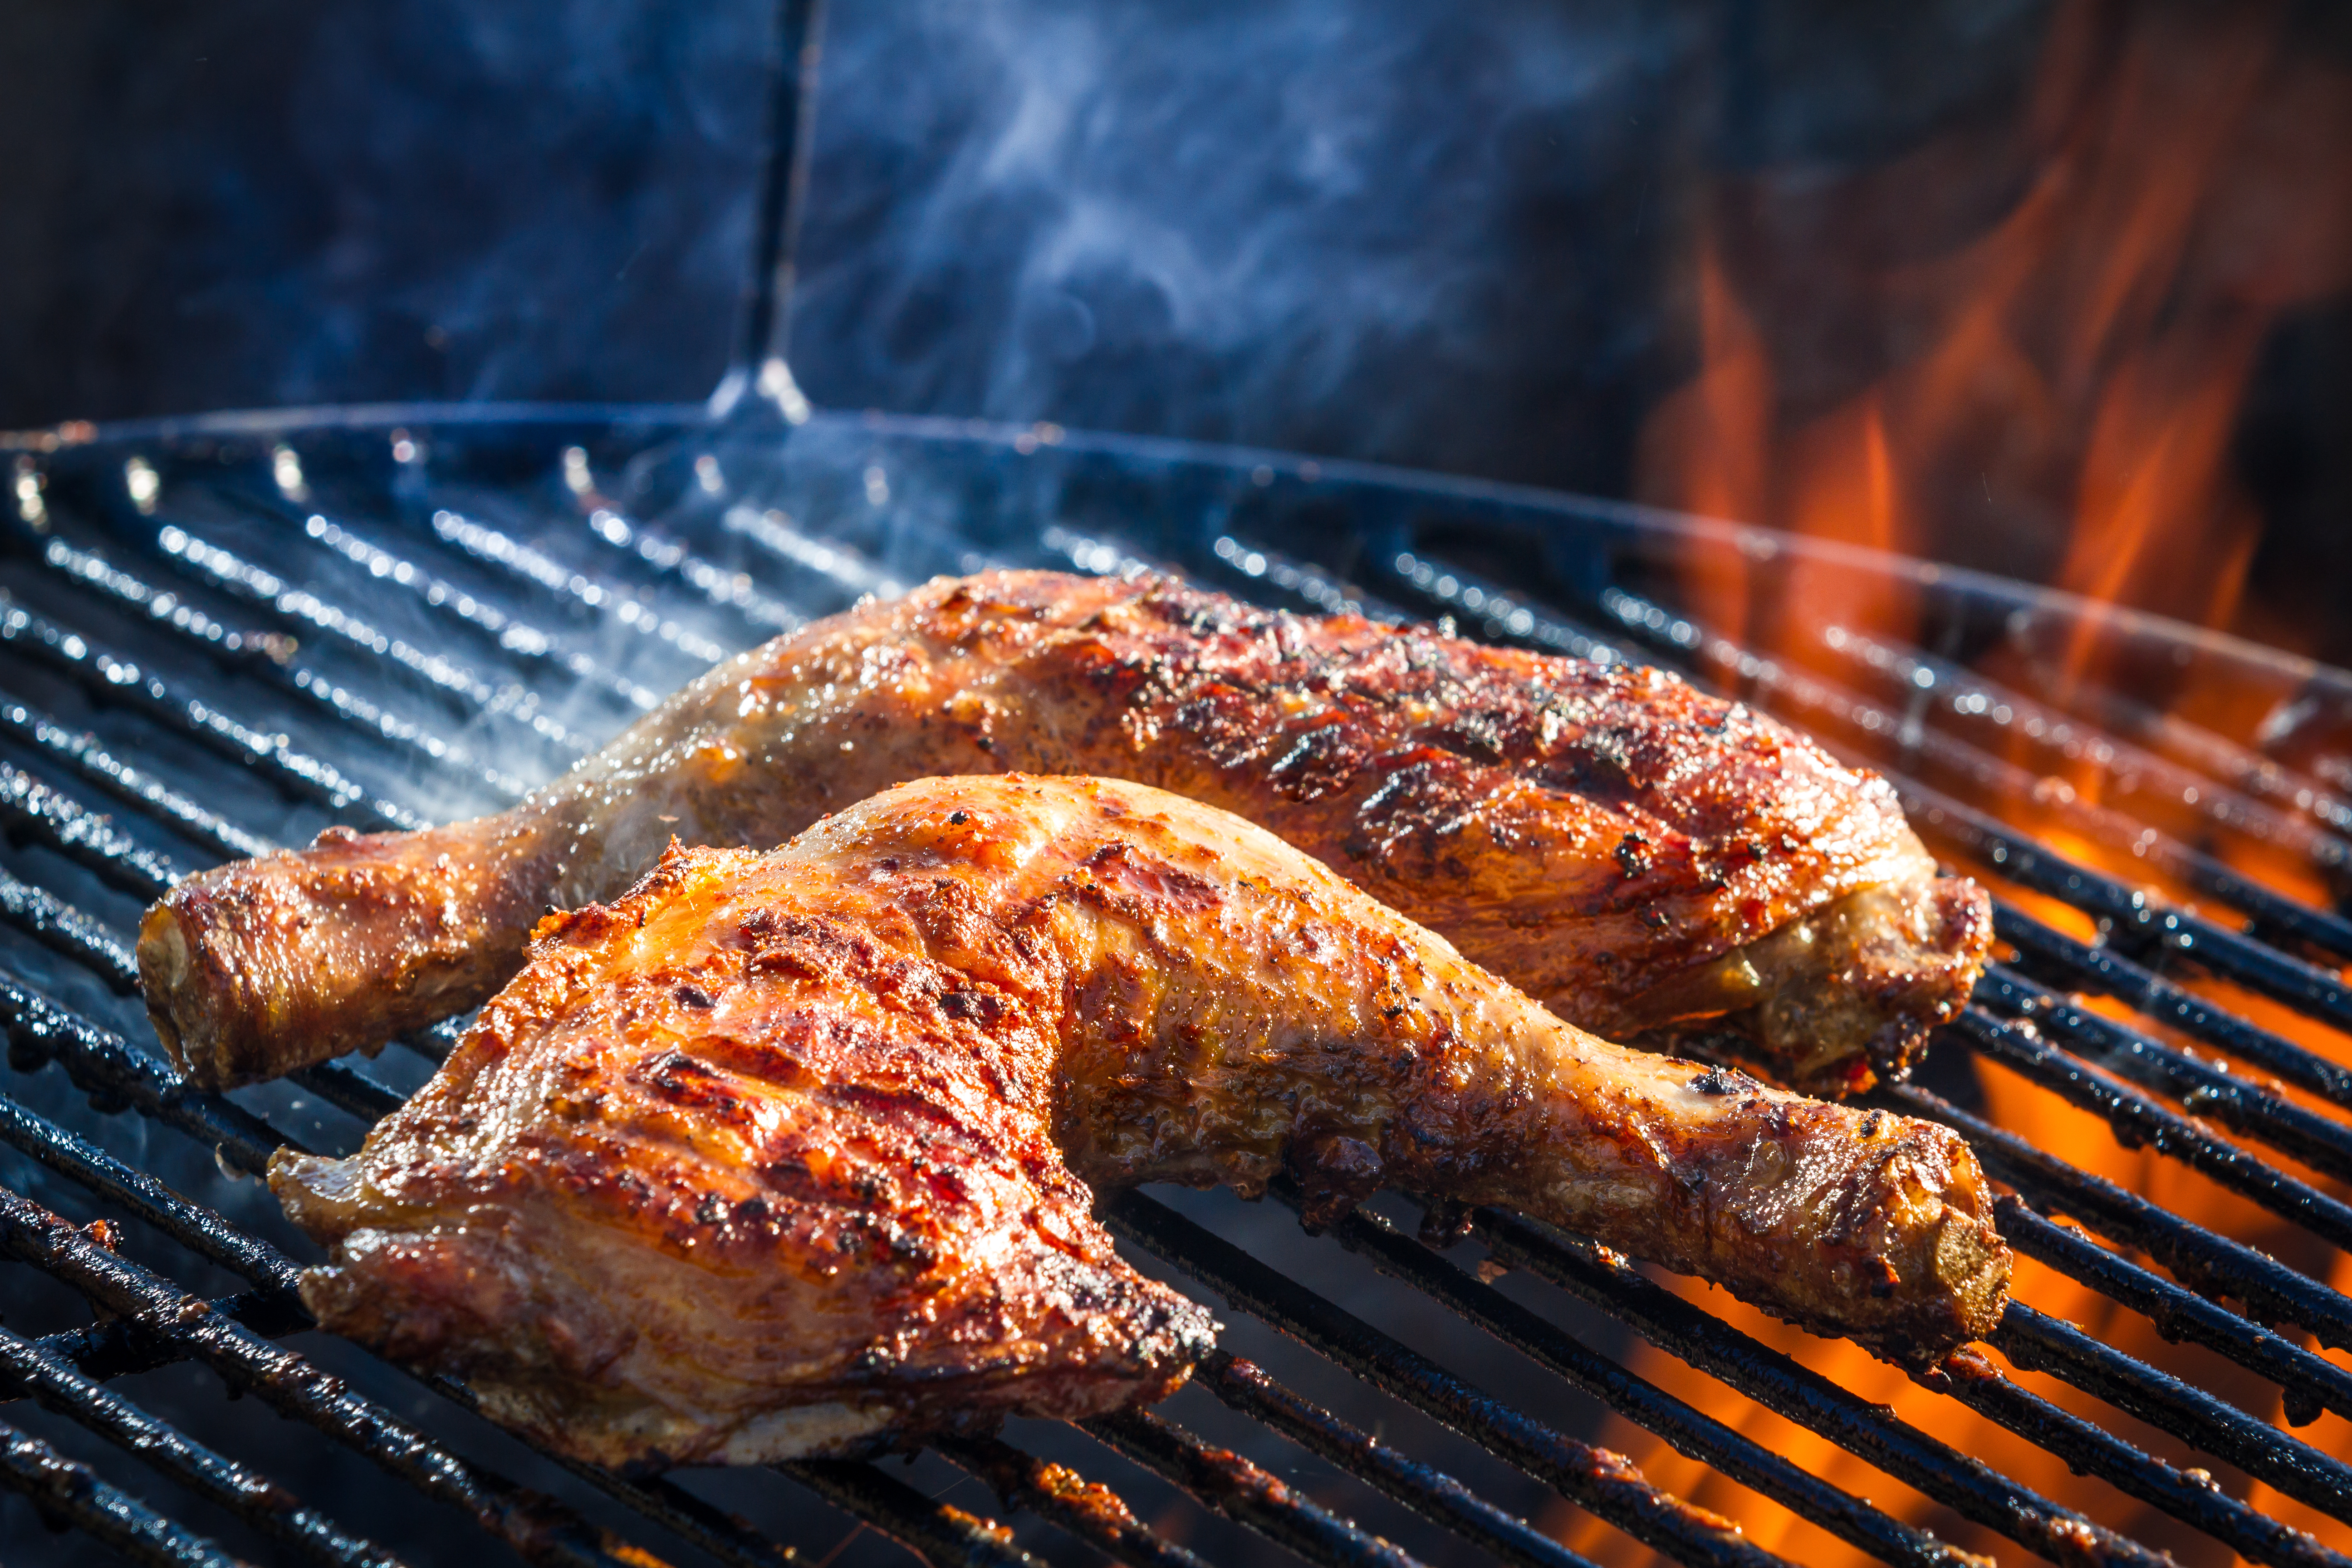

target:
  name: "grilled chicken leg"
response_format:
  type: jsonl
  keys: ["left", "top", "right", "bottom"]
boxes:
{"left": 272, "top": 775, "right": 2009, "bottom": 1468}
{"left": 144, "top": 569, "right": 1989, "bottom": 1093}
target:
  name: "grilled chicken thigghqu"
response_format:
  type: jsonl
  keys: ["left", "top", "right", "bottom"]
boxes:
{"left": 272, "top": 775, "right": 2010, "bottom": 1468}
{"left": 143, "top": 569, "right": 1989, "bottom": 1093}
